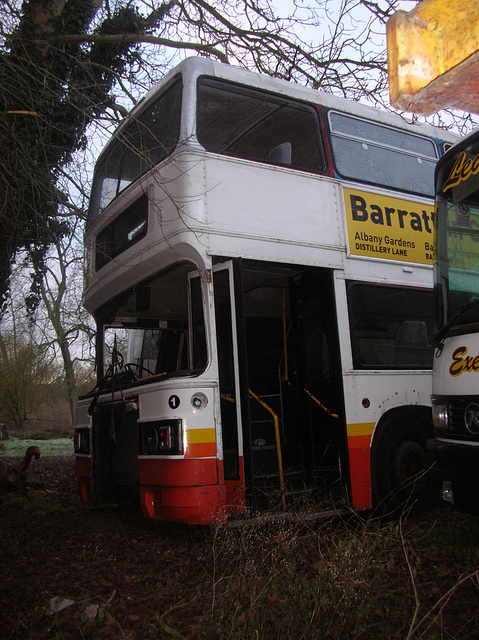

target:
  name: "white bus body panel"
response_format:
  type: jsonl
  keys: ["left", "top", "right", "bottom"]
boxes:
{"left": 203, "top": 156, "right": 344, "bottom": 267}
{"left": 433, "top": 333, "right": 479, "bottom": 396}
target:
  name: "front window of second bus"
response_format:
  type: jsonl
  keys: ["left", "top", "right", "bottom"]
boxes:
{"left": 435, "top": 139, "right": 479, "bottom": 338}
{"left": 96, "top": 263, "right": 207, "bottom": 385}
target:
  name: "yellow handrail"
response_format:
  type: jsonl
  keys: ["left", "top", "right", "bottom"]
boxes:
{"left": 248, "top": 389, "right": 286, "bottom": 510}
{"left": 220, "top": 390, "right": 287, "bottom": 509}
{"left": 304, "top": 387, "right": 338, "bottom": 419}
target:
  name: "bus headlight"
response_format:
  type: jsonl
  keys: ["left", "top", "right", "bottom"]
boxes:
{"left": 140, "top": 419, "right": 183, "bottom": 455}
{"left": 191, "top": 392, "right": 208, "bottom": 409}
{"left": 432, "top": 402, "right": 450, "bottom": 430}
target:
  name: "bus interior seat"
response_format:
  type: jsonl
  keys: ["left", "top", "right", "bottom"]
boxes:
{"left": 394, "top": 320, "right": 429, "bottom": 365}
{"left": 265, "top": 142, "right": 292, "bottom": 165}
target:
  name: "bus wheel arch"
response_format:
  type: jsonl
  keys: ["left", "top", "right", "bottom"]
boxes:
{"left": 370, "top": 406, "right": 435, "bottom": 513}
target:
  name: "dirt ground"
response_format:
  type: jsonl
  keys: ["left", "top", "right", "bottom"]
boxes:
{"left": 0, "top": 454, "right": 214, "bottom": 640}
{"left": 2, "top": 454, "right": 479, "bottom": 640}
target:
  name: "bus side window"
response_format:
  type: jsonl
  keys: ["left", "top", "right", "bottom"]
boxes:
{"left": 347, "top": 281, "right": 434, "bottom": 369}
{"left": 197, "top": 77, "right": 324, "bottom": 173}
{"left": 328, "top": 110, "right": 438, "bottom": 196}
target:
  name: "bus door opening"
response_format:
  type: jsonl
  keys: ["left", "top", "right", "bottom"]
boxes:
{"left": 288, "top": 270, "right": 346, "bottom": 503}
{"left": 213, "top": 262, "right": 242, "bottom": 483}
{"left": 217, "top": 259, "right": 346, "bottom": 510}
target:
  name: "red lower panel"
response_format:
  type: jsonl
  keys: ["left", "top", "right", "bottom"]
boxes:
{"left": 141, "top": 484, "right": 226, "bottom": 525}
{"left": 348, "top": 446, "right": 372, "bottom": 510}
{"left": 225, "top": 456, "right": 245, "bottom": 514}
{"left": 76, "top": 455, "right": 246, "bottom": 523}
{"left": 185, "top": 442, "right": 216, "bottom": 458}
{"left": 78, "top": 479, "right": 95, "bottom": 504}
{"left": 140, "top": 457, "right": 218, "bottom": 486}
{"left": 75, "top": 456, "right": 94, "bottom": 504}
{"left": 75, "top": 456, "right": 93, "bottom": 478}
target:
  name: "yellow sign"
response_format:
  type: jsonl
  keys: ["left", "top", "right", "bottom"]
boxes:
{"left": 443, "top": 151, "right": 479, "bottom": 194}
{"left": 449, "top": 346, "right": 479, "bottom": 377}
{"left": 344, "top": 188, "right": 434, "bottom": 265}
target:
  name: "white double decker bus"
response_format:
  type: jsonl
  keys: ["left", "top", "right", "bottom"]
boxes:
{"left": 75, "top": 57, "right": 456, "bottom": 524}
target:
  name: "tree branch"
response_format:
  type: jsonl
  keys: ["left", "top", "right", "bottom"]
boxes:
{"left": 45, "top": 32, "right": 230, "bottom": 62}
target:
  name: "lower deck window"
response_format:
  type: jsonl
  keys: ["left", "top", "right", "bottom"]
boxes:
{"left": 347, "top": 282, "right": 434, "bottom": 369}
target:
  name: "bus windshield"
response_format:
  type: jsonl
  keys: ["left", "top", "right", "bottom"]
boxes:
{"left": 96, "top": 263, "right": 207, "bottom": 383}
{"left": 435, "top": 135, "right": 479, "bottom": 333}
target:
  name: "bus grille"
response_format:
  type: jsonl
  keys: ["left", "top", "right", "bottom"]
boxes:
{"left": 447, "top": 397, "right": 479, "bottom": 442}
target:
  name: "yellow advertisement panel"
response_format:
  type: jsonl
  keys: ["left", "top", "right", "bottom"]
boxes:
{"left": 344, "top": 188, "right": 434, "bottom": 266}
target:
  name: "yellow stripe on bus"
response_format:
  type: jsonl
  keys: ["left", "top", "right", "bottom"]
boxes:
{"left": 347, "top": 422, "right": 375, "bottom": 438}
{"left": 184, "top": 428, "right": 216, "bottom": 444}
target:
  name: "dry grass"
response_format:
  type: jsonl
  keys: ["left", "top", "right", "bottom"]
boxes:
{"left": 2, "top": 454, "right": 479, "bottom": 639}
{"left": 157, "top": 509, "right": 479, "bottom": 640}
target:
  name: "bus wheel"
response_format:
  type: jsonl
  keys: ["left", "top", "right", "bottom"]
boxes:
{"left": 372, "top": 419, "right": 435, "bottom": 515}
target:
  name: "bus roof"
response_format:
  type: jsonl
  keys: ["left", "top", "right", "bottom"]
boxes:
{"left": 96, "top": 57, "right": 458, "bottom": 169}
{"left": 131, "top": 56, "right": 458, "bottom": 140}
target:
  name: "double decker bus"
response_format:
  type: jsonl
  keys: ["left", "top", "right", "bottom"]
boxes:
{"left": 75, "top": 57, "right": 457, "bottom": 524}
{"left": 431, "top": 128, "right": 479, "bottom": 510}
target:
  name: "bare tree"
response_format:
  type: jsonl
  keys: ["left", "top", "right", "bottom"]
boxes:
{"left": 1, "top": 0, "right": 477, "bottom": 429}
{"left": 0, "top": 301, "right": 51, "bottom": 431}
{"left": 0, "top": 0, "right": 434, "bottom": 305}
{"left": 34, "top": 220, "right": 95, "bottom": 426}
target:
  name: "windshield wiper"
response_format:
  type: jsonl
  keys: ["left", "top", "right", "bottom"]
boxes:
{"left": 434, "top": 296, "right": 479, "bottom": 348}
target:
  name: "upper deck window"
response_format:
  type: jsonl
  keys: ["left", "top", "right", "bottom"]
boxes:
{"left": 329, "top": 111, "right": 438, "bottom": 196}
{"left": 95, "top": 194, "right": 148, "bottom": 271}
{"left": 197, "top": 77, "right": 324, "bottom": 173}
{"left": 88, "top": 79, "right": 182, "bottom": 226}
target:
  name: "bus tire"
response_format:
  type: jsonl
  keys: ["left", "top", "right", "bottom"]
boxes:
{"left": 371, "top": 415, "right": 436, "bottom": 515}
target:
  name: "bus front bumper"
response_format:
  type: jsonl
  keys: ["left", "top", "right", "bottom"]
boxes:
{"left": 428, "top": 438, "right": 479, "bottom": 511}
{"left": 141, "top": 485, "right": 226, "bottom": 525}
